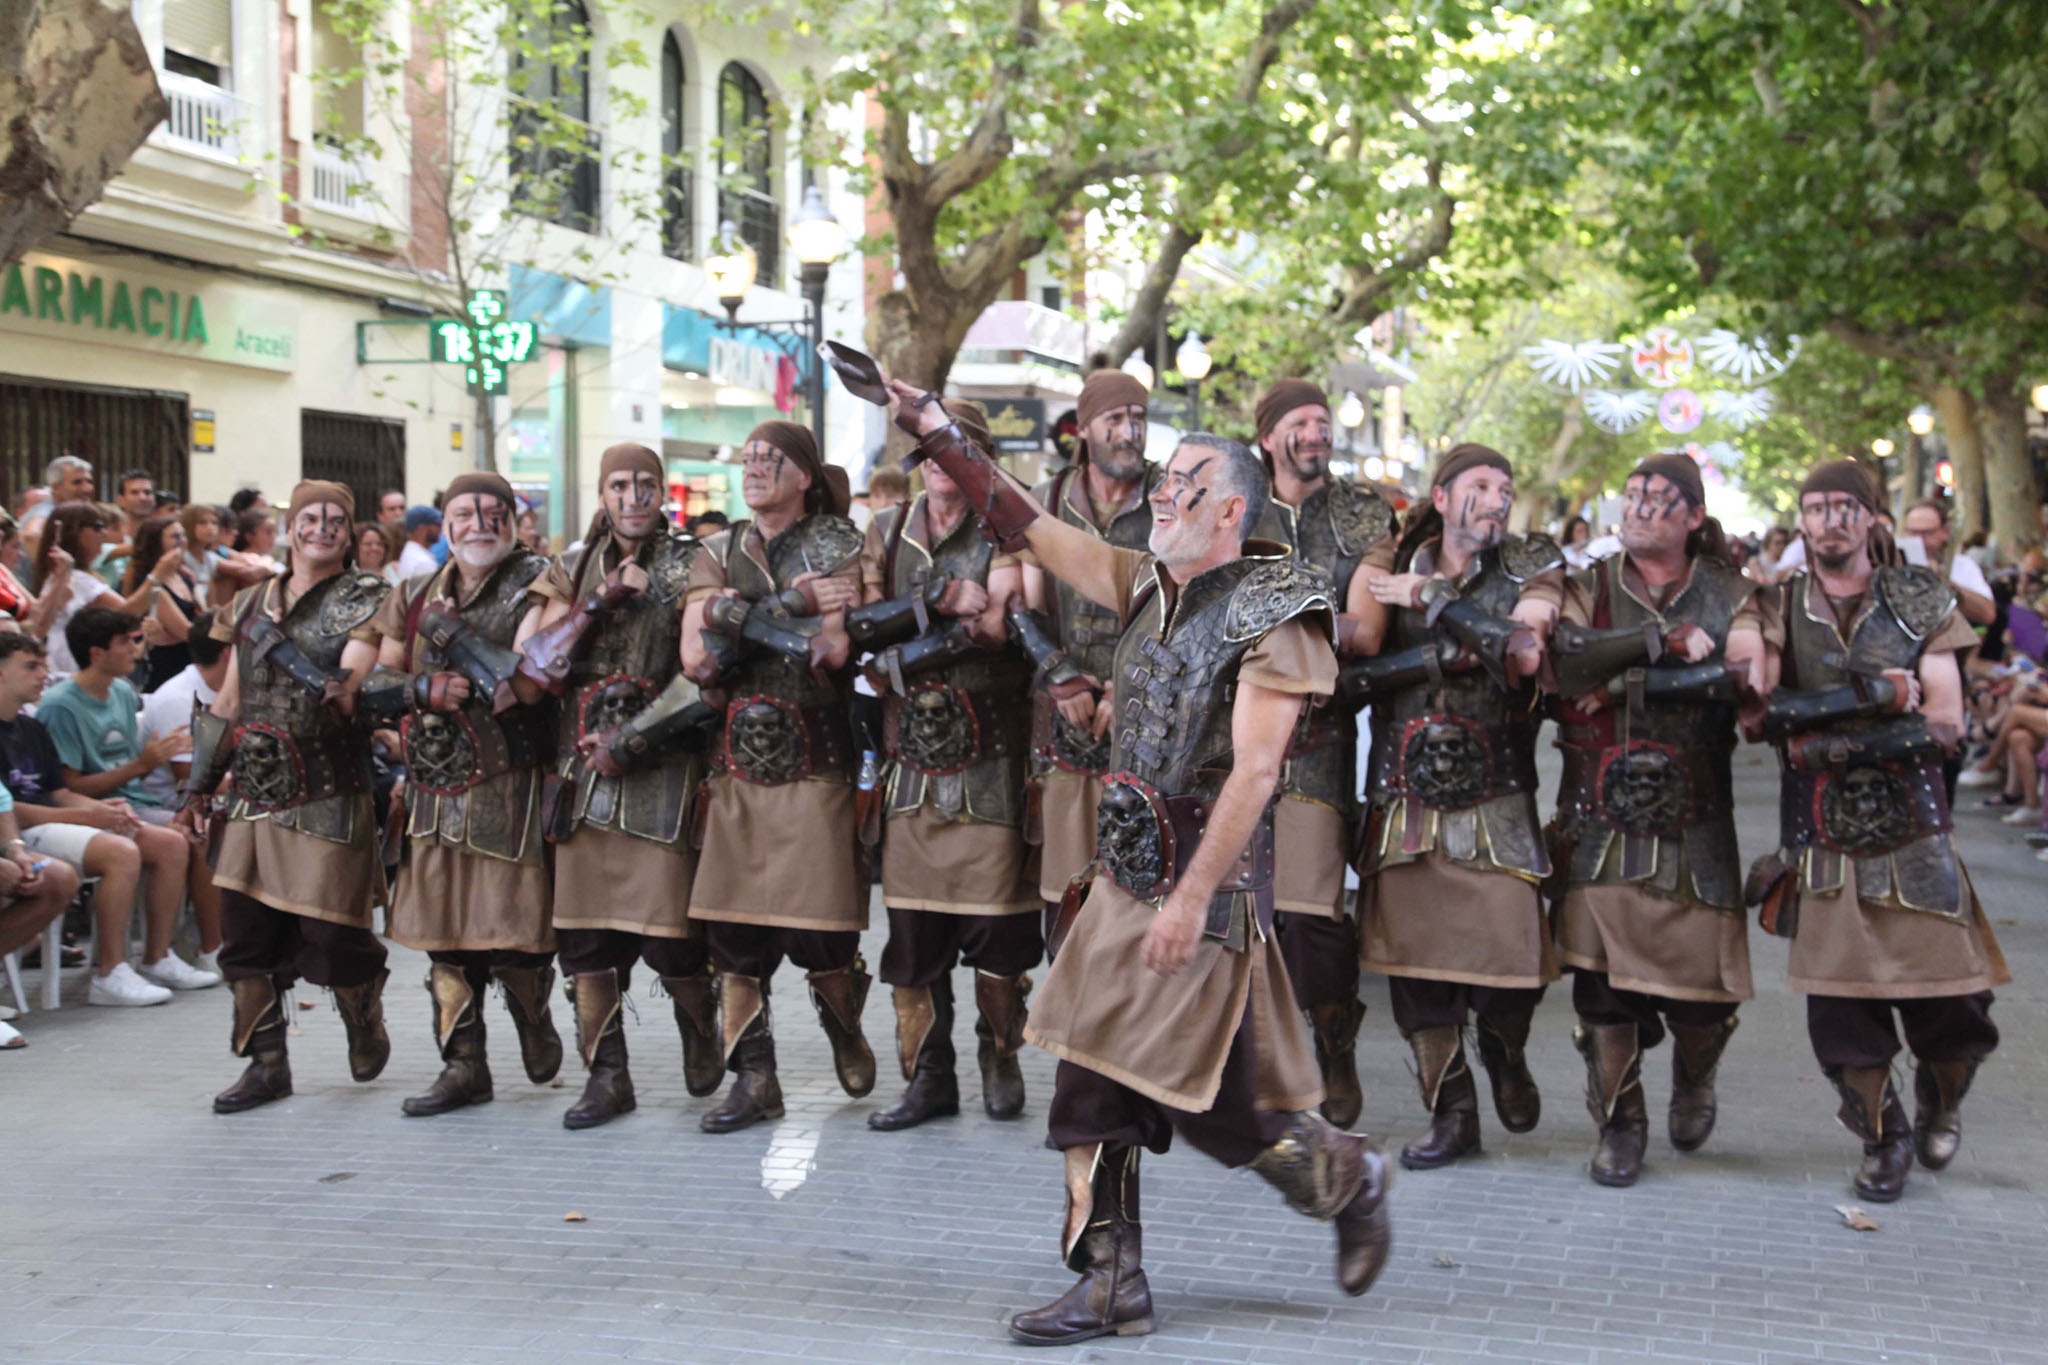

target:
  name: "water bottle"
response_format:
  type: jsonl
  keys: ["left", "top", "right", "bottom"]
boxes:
{"left": 857, "top": 749, "right": 880, "bottom": 792}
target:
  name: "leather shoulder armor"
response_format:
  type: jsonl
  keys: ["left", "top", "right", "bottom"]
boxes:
{"left": 798, "top": 514, "right": 865, "bottom": 574}
{"left": 1328, "top": 481, "right": 1395, "bottom": 557}
{"left": 1498, "top": 532, "right": 1565, "bottom": 584}
{"left": 317, "top": 571, "right": 392, "bottom": 634}
{"left": 1876, "top": 564, "right": 1954, "bottom": 641}
{"left": 1224, "top": 558, "right": 1335, "bottom": 643}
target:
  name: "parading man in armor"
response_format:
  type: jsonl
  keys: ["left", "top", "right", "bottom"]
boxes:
{"left": 1017, "top": 369, "right": 1160, "bottom": 945}
{"left": 1547, "top": 454, "right": 1778, "bottom": 1186}
{"left": 517, "top": 443, "right": 719, "bottom": 1131}
{"left": 176, "top": 481, "right": 394, "bottom": 1114}
{"left": 1248, "top": 378, "right": 1396, "bottom": 1129}
{"left": 857, "top": 402, "right": 1044, "bottom": 1132}
{"left": 1358, "top": 444, "right": 1562, "bottom": 1170}
{"left": 357, "top": 472, "right": 563, "bottom": 1119}
{"left": 890, "top": 380, "right": 1392, "bottom": 1347}
{"left": 1755, "top": 459, "right": 2007, "bottom": 1203}
{"left": 681, "top": 420, "right": 877, "bottom": 1134}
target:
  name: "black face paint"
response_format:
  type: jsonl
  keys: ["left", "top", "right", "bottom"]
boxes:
{"left": 1185, "top": 488, "right": 1208, "bottom": 511}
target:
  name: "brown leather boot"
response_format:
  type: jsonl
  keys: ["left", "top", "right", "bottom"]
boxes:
{"left": 1399, "top": 1027, "right": 1481, "bottom": 1170}
{"left": 1578, "top": 1022, "right": 1647, "bottom": 1187}
{"left": 1912, "top": 1059, "right": 1977, "bottom": 1171}
{"left": 974, "top": 970, "right": 1030, "bottom": 1120}
{"left": 1668, "top": 1016, "right": 1739, "bottom": 1152}
{"left": 491, "top": 962, "right": 564, "bottom": 1084}
{"left": 330, "top": 969, "right": 391, "bottom": 1083}
{"left": 213, "top": 976, "right": 292, "bottom": 1114}
{"left": 660, "top": 967, "right": 724, "bottom": 1098}
{"left": 1249, "top": 1112, "right": 1394, "bottom": 1297}
{"left": 1009, "top": 1144, "right": 1153, "bottom": 1345}
{"left": 1475, "top": 1013, "right": 1541, "bottom": 1133}
{"left": 402, "top": 963, "right": 494, "bottom": 1117}
{"left": 806, "top": 957, "right": 876, "bottom": 1098}
{"left": 562, "top": 969, "right": 635, "bottom": 1130}
{"left": 701, "top": 973, "right": 784, "bottom": 1133}
{"left": 870, "top": 981, "right": 959, "bottom": 1131}
{"left": 1308, "top": 996, "right": 1366, "bottom": 1130}
{"left": 1833, "top": 1065, "right": 1911, "bottom": 1201}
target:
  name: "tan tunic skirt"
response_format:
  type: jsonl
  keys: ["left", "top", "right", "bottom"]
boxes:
{"left": 686, "top": 775, "right": 866, "bottom": 931}
{"left": 1025, "top": 878, "right": 1322, "bottom": 1114}
{"left": 1555, "top": 887, "right": 1752, "bottom": 1002}
{"left": 1361, "top": 851, "right": 1557, "bottom": 989}
{"left": 1273, "top": 796, "right": 1347, "bottom": 918}
{"left": 1785, "top": 865, "right": 2011, "bottom": 1000}
{"left": 551, "top": 826, "right": 697, "bottom": 939}
{"left": 212, "top": 800, "right": 383, "bottom": 929}
{"left": 389, "top": 844, "right": 555, "bottom": 953}
{"left": 882, "top": 809, "right": 1037, "bottom": 915}
{"left": 1035, "top": 770, "right": 1101, "bottom": 903}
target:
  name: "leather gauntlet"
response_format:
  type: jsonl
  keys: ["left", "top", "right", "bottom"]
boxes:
{"left": 595, "top": 674, "right": 721, "bottom": 772}
{"left": 704, "top": 595, "right": 827, "bottom": 665}
{"left": 1415, "top": 578, "right": 1533, "bottom": 689}
{"left": 1550, "top": 621, "right": 1666, "bottom": 697}
{"left": 908, "top": 423, "right": 1040, "bottom": 551}
{"left": 517, "top": 571, "right": 641, "bottom": 693}
{"left": 1005, "top": 601, "right": 1091, "bottom": 700}
{"left": 419, "top": 607, "right": 524, "bottom": 713}
{"left": 180, "top": 709, "right": 235, "bottom": 801}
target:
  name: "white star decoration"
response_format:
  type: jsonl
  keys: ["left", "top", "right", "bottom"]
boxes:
{"left": 1523, "top": 338, "right": 1628, "bottom": 393}
{"left": 1583, "top": 389, "right": 1658, "bottom": 433}
{"left": 1705, "top": 388, "right": 1776, "bottom": 430}
{"left": 1698, "top": 330, "right": 1791, "bottom": 385}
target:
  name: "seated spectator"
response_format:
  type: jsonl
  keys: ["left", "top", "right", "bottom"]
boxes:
{"left": 0, "top": 629, "right": 215, "bottom": 1004}
{"left": 1959, "top": 668, "right": 2048, "bottom": 826}
{"left": 137, "top": 610, "right": 228, "bottom": 965}
{"left": 0, "top": 511, "right": 68, "bottom": 647}
{"left": 30, "top": 505, "right": 181, "bottom": 676}
{"left": 0, "top": 778, "right": 84, "bottom": 1048}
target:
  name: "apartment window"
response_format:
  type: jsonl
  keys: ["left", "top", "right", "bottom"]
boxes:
{"left": 661, "top": 32, "right": 692, "bottom": 261}
{"left": 163, "top": 0, "right": 232, "bottom": 87}
{"left": 718, "top": 63, "right": 777, "bottom": 282}
{"left": 509, "top": 0, "right": 600, "bottom": 233}
{"left": 1041, "top": 284, "right": 1063, "bottom": 312}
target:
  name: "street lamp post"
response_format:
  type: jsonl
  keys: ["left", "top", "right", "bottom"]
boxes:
{"left": 1176, "top": 332, "right": 1212, "bottom": 431}
{"left": 707, "top": 185, "right": 847, "bottom": 454}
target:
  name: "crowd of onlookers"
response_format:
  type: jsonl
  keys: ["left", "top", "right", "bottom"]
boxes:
{"left": 1564, "top": 496, "right": 2048, "bottom": 861}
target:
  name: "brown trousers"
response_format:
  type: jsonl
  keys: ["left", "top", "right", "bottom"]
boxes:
{"left": 218, "top": 889, "right": 387, "bottom": 991}
{"left": 1275, "top": 910, "right": 1360, "bottom": 1013}
{"left": 1807, "top": 991, "right": 1998, "bottom": 1071}
{"left": 879, "top": 905, "right": 1042, "bottom": 988}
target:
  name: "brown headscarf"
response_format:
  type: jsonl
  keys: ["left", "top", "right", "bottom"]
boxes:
{"left": 444, "top": 471, "right": 517, "bottom": 509}
{"left": 598, "top": 442, "right": 663, "bottom": 486}
{"left": 1799, "top": 458, "right": 1879, "bottom": 511}
{"left": 747, "top": 420, "right": 849, "bottom": 517}
{"left": 1395, "top": 443, "right": 1516, "bottom": 569}
{"left": 287, "top": 480, "right": 354, "bottom": 521}
{"left": 1254, "top": 379, "right": 1328, "bottom": 442}
{"left": 1432, "top": 443, "right": 1514, "bottom": 490}
{"left": 1075, "top": 370, "right": 1149, "bottom": 432}
{"left": 1629, "top": 452, "right": 1729, "bottom": 563}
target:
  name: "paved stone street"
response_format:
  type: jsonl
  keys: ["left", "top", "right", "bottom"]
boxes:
{"left": 4, "top": 746, "right": 2044, "bottom": 1364}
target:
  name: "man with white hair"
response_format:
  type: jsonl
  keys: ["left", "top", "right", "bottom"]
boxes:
{"left": 21, "top": 454, "right": 95, "bottom": 556}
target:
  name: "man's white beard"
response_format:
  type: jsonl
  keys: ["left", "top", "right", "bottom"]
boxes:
{"left": 452, "top": 536, "right": 513, "bottom": 572}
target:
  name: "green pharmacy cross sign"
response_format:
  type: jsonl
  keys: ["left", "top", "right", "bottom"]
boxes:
{"left": 432, "top": 290, "right": 538, "bottom": 395}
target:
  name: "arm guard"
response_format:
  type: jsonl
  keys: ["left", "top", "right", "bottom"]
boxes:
{"left": 1005, "top": 601, "right": 1091, "bottom": 697}
{"left": 600, "top": 674, "right": 720, "bottom": 771}
{"left": 1336, "top": 637, "right": 1473, "bottom": 708}
{"left": 1415, "top": 578, "right": 1533, "bottom": 690}
{"left": 1762, "top": 676, "right": 1903, "bottom": 740}
{"left": 179, "top": 708, "right": 235, "bottom": 800}
{"left": 872, "top": 624, "right": 976, "bottom": 697}
{"left": 845, "top": 580, "right": 947, "bottom": 651}
{"left": 419, "top": 607, "right": 524, "bottom": 714}
{"left": 1551, "top": 621, "right": 1666, "bottom": 697}
{"left": 516, "top": 572, "right": 640, "bottom": 693}
{"left": 1603, "top": 661, "right": 1747, "bottom": 705}
{"left": 704, "top": 595, "right": 825, "bottom": 664}
{"left": 1784, "top": 714, "right": 1942, "bottom": 772}
{"left": 906, "top": 422, "right": 1040, "bottom": 551}
{"left": 245, "top": 614, "right": 347, "bottom": 701}
{"left": 356, "top": 667, "right": 412, "bottom": 723}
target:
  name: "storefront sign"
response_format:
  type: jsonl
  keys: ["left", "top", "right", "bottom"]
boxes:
{"left": 0, "top": 251, "right": 298, "bottom": 373}
{"left": 985, "top": 397, "right": 1047, "bottom": 452}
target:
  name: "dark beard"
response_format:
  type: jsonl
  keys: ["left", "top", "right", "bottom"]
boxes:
{"left": 1813, "top": 545, "right": 1862, "bottom": 573}
{"left": 1286, "top": 446, "right": 1329, "bottom": 481}
{"left": 1091, "top": 442, "right": 1146, "bottom": 482}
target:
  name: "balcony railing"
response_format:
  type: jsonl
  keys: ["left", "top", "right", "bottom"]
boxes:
{"left": 720, "top": 186, "right": 780, "bottom": 283}
{"left": 157, "top": 70, "right": 247, "bottom": 159}
{"left": 308, "top": 141, "right": 374, "bottom": 217}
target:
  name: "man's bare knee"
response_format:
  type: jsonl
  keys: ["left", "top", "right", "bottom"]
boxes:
{"left": 83, "top": 834, "right": 142, "bottom": 879}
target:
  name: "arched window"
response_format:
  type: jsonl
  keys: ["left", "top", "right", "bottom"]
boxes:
{"left": 509, "top": 0, "right": 599, "bottom": 232}
{"left": 661, "top": 32, "right": 692, "bottom": 260}
{"left": 718, "top": 62, "right": 778, "bottom": 282}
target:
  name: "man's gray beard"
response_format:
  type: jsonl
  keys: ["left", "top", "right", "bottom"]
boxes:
{"left": 453, "top": 537, "right": 513, "bottom": 572}
{"left": 1091, "top": 442, "right": 1147, "bottom": 482}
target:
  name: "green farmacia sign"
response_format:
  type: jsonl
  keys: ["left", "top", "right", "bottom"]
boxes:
{"left": 0, "top": 252, "right": 298, "bottom": 373}
{"left": 2, "top": 261, "right": 209, "bottom": 342}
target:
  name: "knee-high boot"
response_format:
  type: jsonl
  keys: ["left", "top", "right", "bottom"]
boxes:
{"left": 975, "top": 970, "right": 1030, "bottom": 1120}
{"left": 1249, "top": 1112, "right": 1394, "bottom": 1297}
{"left": 1008, "top": 1144, "right": 1153, "bottom": 1345}
{"left": 806, "top": 957, "right": 876, "bottom": 1098}
{"left": 402, "top": 963, "right": 493, "bottom": 1116}
{"left": 1832, "top": 1064, "right": 1911, "bottom": 1202}
{"left": 213, "top": 977, "right": 292, "bottom": 1114}
{"left": 491, "top": 961, "right": 564, "bottom": 1084}
{"left": 869, "top": 979, "right": 959, "bottom": 1131}
{"left": 1577, "top": 1022, "right": 1647, "bottom": 1187}
{"left": 561, "top": 968, "right": 635, "bottom": 1130}
{"left": 701, "top": 973, "right": 784, "bottom": 1133}
{"left": 1399, "top": 1026, "right": 1480, "bottom": 1169}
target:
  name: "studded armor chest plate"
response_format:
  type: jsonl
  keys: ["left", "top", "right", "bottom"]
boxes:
{"left": 719, "top": 513, "right": 861, "bottom": 711}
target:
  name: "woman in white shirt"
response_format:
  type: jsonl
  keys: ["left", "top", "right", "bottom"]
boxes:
{"left": 29, "top": 505, "right": 184, "bottom": 674}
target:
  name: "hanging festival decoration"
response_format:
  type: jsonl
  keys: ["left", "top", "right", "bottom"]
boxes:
{"left": 1583, "top": 389, "right": 1658, "bottom": 434}
{"left": 1630, "top": 328, "right": 1695, "bottom": 388}
{"left": 1522, "top": 338, "right": 1628, "bottom": 392}
{"left": 1698, "top": 329, "right": 1794, "bottom": 385}
{"left": 1657, "top": 388, "right": 1704, "bottom": 434}
{"left": 1705, "top": 388, "right": 1775, "bottom": 430}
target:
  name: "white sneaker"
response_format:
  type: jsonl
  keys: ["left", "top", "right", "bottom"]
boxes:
{"left": 0, "top": 1018, "right": 22, "bottom": 1049}
{"left": 1955, "top": 767, "right": 2000, "bottom": 789}
{"left": 2037, "top": 846, "right": 2048, "bottom": 862}
{"left": 140, "top": 952, "right": 222, "bottom": 991}
{"left": 88, "top": 962, "right": 173, "bottom": 1007}
{"left": 195, "top": 948, "right": 221, "bottom": 976}
{"left": 2001, "top": 807, "right": 2039, "bottom": 827}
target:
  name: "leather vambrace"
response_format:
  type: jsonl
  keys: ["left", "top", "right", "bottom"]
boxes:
{"left": 1416, "top": 578, "right": 1534, "bottom": 690}
{"left": 1550, "top": 620, "right": 1666, "bottom": 697}
{"left": 1762, "top": 676, "right": 1903, "bottom": 741}
{"left": 1336, "top": 637, "right": 1472, "bottom": 709}
{"left": 517, "top": 572, "right": 641, "bottom": 693}
{"left": 704, "top": 595, "right": 825, "bottom": 665}
{"left": 179, "top": 709, "right": 235, "bottom": 800}
{"left": 600, "top": 674, "right": 721, "bottom": 771}
{"left": 845, "top": 580, "right": 948, "bottom": 651}
{"left": 872, "top": 624, "right": 976, "bottom": 697}
{"left": 1783, "top": 713, "right": 1943, "bottom": 773}
{"left": 356, "top": 666, "right": 413, "bottom": 723}
{"left": 419, "top": 607, "right": 524, "bottom": 714}
{"left": 907, "top": 423, "right": 1040, "bottom": 551}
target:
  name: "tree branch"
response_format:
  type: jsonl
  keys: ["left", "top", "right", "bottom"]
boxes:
{"left": 1328, "top": 161, "right": 1455, "bottom": 327}
{"left": 1105, "top": 220, "right": 1205, "bottom": 366}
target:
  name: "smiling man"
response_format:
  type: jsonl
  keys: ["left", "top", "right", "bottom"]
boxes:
{"left": 177, "top": 482, "right": 394, "bottom": 1113}
{"left": 892, "top": 381, "right": 1391, "bottom": 1346}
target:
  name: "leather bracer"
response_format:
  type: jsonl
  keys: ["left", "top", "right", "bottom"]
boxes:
{"left": 516, "top": 572, "right": 640, "bottom": 693}
{"left": 180, "top": 708, "right": 234, "bottom": 799}
{"left": 1551, "top": 620, "right": 1665, "bottom": 697}
{"left": 871, "top": 624, "right": 976, "bottom": 697}
{"left": 419, "top": 607, "right": 524, "bottom": 714}
{"left": 1415, "top": 578, "right": 1533, "bottom": 690}
{"left": 845, "top": 580, "right": 948, "bottom": 651}
{"left": 603, "top": 673, "right": 720, "bottom": 771}
{"left": 908, "top": 423, "right": 1039, "bottom": 551}
{"left": 704, "top": 595, "right": 825, "bottom": 665}
{"left": 1762, "top": 676, "right": 1903, "bottom": 740}
{"left": 1006, "top": 601, "right": 1090, "bottom": 698}
{"left": 356, "top": 666, "right": 412, "bottom": 722}
{"left": 1337, "top": 637, "right": 1471, "bottom": 708}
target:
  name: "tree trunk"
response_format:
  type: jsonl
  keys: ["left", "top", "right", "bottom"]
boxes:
{"left": 1930, "top": 384, "right": 1985, "bottom": 541}
{"left": 473, "top": 387, "right": 495, "bottom": 472}
{"left": 1511, "top": 396, "right": 1583, "bottom": 532}
{"left": 1976, "top": 380, "right": 2042, "bottom": 557}
{"left": 1104, "top": 221, "right": 1204, "bottom": 367}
